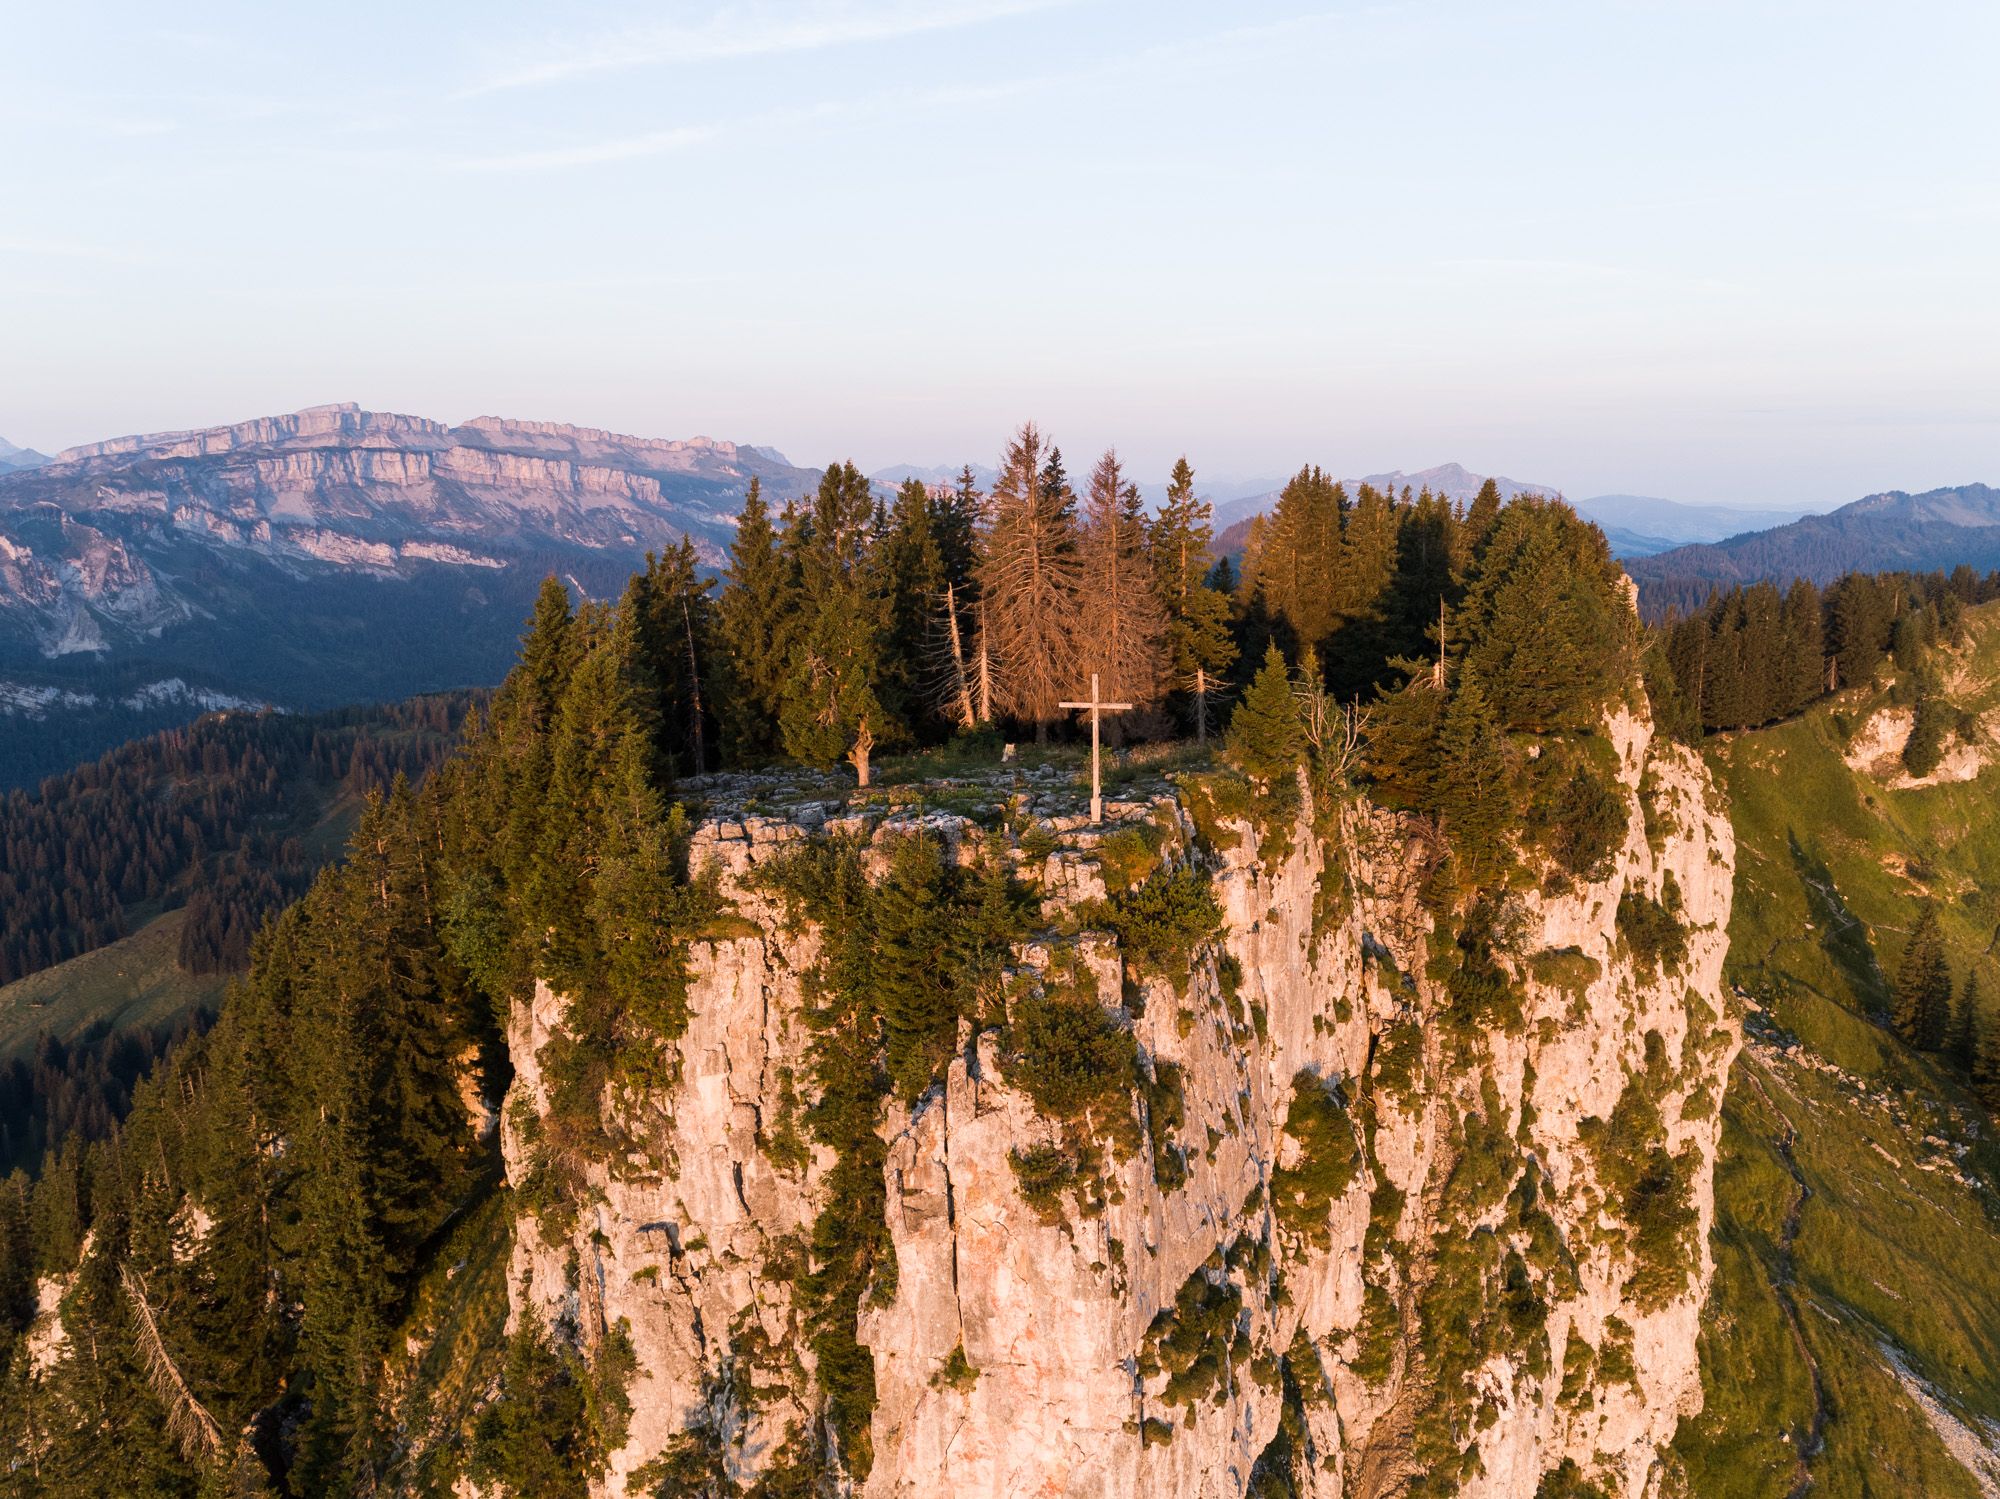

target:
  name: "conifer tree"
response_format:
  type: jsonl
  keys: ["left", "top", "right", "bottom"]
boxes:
{"left": 1436, "top": 669, "right": 1513, "bottom": 888}
{"left": 1078, "top": 449, "right": 1167, "bottom": 712}
{"left": 977, "top": 424, "right": 1083, "bottom": 739}
{"left": 623, "top": 539, "right": 716, "bottom": 780}
{"left": 1242, "top": 466, "right": 1343, "bottom": 656}
{"left": 1227, "top": 644, "right": 1305, "bottom": 782}
{"left": 1893, "top": 903, "right": 1952, "bottom": 1050}
{"left": 1323, "top": 483, "right": 1399, "bottom": 695}
{"left": 1459, "top": 478, "right": 1503, "bottom": 570}
{"left": 1973, "top": 973, "right": 2000, "bottom": 1110}
{"left": 714, "top": 479, "right": 793, "bottom": 765}
{"left": 1363, "top": 671, "right": 1447, "bottom": 814}
{"left": 1455, "top": 498, "right": 1633, "bottom": 734}
{"left": 1149, "top": 457, "right": 1237, "bottom": 738}
{"left": 1947, "top": 967, "right": 1981, "bottom": 1073}
{"left": 780, "top": 462, "right": 891, "bottom": 783}
{"left": 871, "top": 479, "right": 950, "bottom": 741}
{"left": 874, "top": 834, "right": 964, "bottom": 1101}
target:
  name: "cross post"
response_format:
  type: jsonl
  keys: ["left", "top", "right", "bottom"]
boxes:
{"left": 1058, "top": 672, "right": 1135, "bottom": 825}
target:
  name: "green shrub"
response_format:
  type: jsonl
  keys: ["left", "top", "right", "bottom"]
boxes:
{"left": 1616, "top": 885, "right": 1687, "bottom": 978}
{"left": 932, "top": 1342, "right": 979, "bottom": 1391}
{"left": 1535, "top": 761, "right": 1626, "bottom": 881}
{"left": 1270, "top": 1072, "right": 1361, "bottom": 1247}
{"left": 1096, "top": 824, "right": 1165, "bottom": 892}
{"left": 1094, "top": 863, "right": 1225, "bottom": 982}
{"left": 1008, "top": 1142, "right": 1082, "bottom": 1223}
{"left": 1007, "top": 991, "right": 1137, "bottom": 1120}
{"left": 1139, "top": 1269, "right": 1247, "bottom": 1410}
{"left": 1145, "top": 1059, "right": 1189, "bottom": 1192}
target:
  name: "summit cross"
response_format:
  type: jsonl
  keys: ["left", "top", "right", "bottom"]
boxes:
{"left": 1058, "top": 672, "right": 1134, "bottom": 825}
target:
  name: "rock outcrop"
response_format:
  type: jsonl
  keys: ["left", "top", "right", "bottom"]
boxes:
{"left": 496, "top": 695, "right": 1736, "bottom": 1498}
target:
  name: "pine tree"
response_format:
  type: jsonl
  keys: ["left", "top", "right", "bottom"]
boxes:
{"left": 1078, "top": 449, "right": 1166, "bottom": 713}
{"left": 1227, "top": 644, "right": 1305, "bottom": 782}
{"left": 1893, "top": 903, "right": 1952, "bottom": 1050}
{"left": 1149, "top": 457, "right": 1237, "bottom": 738}
{"left": 977, "top": 424, "right": 1083, "bottom": 739}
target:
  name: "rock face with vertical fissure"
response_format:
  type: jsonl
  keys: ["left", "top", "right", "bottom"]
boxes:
{"left": 498, "top": 700, "right": 1735, "bottom": 1498}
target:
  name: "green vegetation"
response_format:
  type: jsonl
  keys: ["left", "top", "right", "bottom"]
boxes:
{"left": 1673, "top": 604, "right": 2000, "bottom": 1496}
{"left": 1138, "top": 1266, "right": 1249, "bottom": 1416}
{"left": 1269, "top": 1071, "right": 1361, "bottom": 1248}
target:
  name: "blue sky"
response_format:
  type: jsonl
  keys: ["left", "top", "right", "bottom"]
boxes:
{"left": 3, "top": 0, "right": 1996, "bottom": 504}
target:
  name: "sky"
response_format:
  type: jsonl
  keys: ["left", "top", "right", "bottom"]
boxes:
{"left": 2, "top": 0, "right": 1997, "bottom": 505}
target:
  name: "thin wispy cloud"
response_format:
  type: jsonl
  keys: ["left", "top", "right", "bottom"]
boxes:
{"left": 447, "top": 9, "right": 1370, "bottom": 174}
{"left": 454, "top": 123, "right": 722, "bottom": 172}
{"left": 459, "top": 0, "right": 1072, "bottom": 97}
{"left": 0, "top": 236, "right": 146, "bottom": 265}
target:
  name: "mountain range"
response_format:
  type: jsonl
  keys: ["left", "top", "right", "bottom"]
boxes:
{"left": 0, "top": 404, "right": 823, "bottom": 785}
{"left": 1628, "top": 482, "right": 2000, "bottom": 613}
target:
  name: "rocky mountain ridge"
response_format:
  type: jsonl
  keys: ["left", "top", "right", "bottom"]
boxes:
{"left": 0, "top": 404, "right": 824, "bottom": 783}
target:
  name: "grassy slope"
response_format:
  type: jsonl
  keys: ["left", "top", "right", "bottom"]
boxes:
{"left": 1672, "top": 607, "right": 2000, "bottom": 1496}
{"left": 0, "top": 910, "right": 227, "bottom": 1063}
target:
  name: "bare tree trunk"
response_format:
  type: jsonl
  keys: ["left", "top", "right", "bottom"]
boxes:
{"left": 943, "top": 581, "right": 976, "bottom": 729}
{"left": 849, "top": 717, "right": 874, "bottom": 787}
{"left": 976, "top": 600, "right": 993, "bottom": 723}
{"left": 682, "top": 597, "right": 706, "bottom": 772}
{"left": 1195, "top": 666, "right": 1208, "bottom": 747}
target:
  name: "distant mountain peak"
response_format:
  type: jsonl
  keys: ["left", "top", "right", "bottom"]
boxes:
{"left": 0, "top": 437, "right": 50, "bottom": 473}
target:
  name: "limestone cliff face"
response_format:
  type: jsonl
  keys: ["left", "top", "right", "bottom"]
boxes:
{"left": 498, "top": 703, "right": 1735, "bottom": 1499}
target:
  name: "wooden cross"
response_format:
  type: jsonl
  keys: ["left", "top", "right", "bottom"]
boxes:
{"left": 1059, "top": 672, "right": 1134, "bottom": 825}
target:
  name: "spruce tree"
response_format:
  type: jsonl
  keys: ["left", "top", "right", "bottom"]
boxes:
{"left": 1437, "top": 669, "right": 1514, "bottom": 888}
{"left": 871, "top": 478, "right": 949, "bottom": 741}
{"left": 1948, "top": 967, "right": 1981, "bottom": 1073}
{"left": 1363, "top": 670, "right": 1447, "bottom": 813}
{"left": 1893, "top": 903, "right": 1952, "bottom": 1050}
{"left": 1459, "top": 478, "right": 1503, "bottom": 570}
{"left": 1149, "top": 457, "right": 1237, "bottom": 737}
{"left": 623, "top": 539, "right": 716, "bottom": 780}
{"left": 875, "top": 834, "right": 963, "bottom": 1101}
{"left": 780, "top": 462, "right": 891, "bottom": 783}
{"left": 1078, "top": 449, "right": 1167, "bottom": 712}
{"left": 713, "top": 478, "right": 792, "bottom": 765}
{"left": 1227, "top": 644, "right": 1305, "bottom": 782}
{"left": 1455, "top": 498, "right": 1633, "bottom": 734}
{"left": 1973, "top": 973, "right": 2000, "bottom": 1109}
{"left": 977, "top": 424, "right": 1083, "bottom": 739}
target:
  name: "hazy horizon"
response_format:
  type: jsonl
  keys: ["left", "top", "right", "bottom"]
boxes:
{"left": 6, "top": 0, "right": 1997, "bottom": 506}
